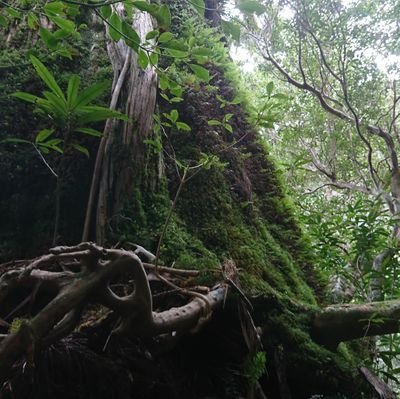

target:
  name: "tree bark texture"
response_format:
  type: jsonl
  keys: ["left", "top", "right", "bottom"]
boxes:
{"left": 96, "top": 6, "right": 158, "bottom": 243}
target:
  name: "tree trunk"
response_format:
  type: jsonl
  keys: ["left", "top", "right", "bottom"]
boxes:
{"left": 96, "top": 6, "right": 158, "bottom": 243}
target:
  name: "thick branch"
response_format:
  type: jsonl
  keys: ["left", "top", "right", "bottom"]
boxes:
{"left": 312, "top": 299, "right": 400, "bottom": 348}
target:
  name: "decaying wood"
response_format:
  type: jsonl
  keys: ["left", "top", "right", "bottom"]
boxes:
{"left": 0, "top": 242, "right": 226, "bottom": 384}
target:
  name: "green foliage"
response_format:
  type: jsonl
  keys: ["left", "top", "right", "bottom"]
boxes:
{"left": 8, "top": 55, "right": 126, "bottom": 157}
{"left": 243, "top": 351, "right": 267, "bottom": 384}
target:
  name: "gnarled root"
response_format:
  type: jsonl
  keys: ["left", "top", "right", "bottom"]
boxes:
{"left": 0, "top": 243, "right": 226, "bottom": 383}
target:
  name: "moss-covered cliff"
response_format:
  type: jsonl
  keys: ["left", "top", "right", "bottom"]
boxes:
{"left": 0, "top": 3, "right": 375, "bottom": 398}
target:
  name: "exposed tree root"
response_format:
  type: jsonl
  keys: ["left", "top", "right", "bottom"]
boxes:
{"left": 0, "top": 243, "right": 226, "bottom": 384}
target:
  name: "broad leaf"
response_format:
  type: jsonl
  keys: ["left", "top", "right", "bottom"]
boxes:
{"left": 208, "top": 120, "right": 222, "bottom": 126}
{"left": 156, "top": 5, "right": 171, "bottom": 30}
{"left": 176, "top": 122, "right": 191, "bottom": 131}
{"left": 121, "top": 20, "right": 140, "bottom": 52}
{"left": 100, "top": 5, "right": 112, "bottom": 19}
{"left": 27, "top": 12, "right": 38, "bottom": 29}
{"left": 138, "top": 50, "right": 149, "bottom": 69}
{"left": 49, "top": 15, "right": 75, "bottom": 33}
{"left": 108, "top": 13, "right": 122, "bottom": 41}
{"left": 44, "top": 1, "right": 65, "bottom": 15}
{"left": 39, "top": 27, "right": 58, "bottom": 49}
{"left": 190, "top": 0, "right": 205, "bottom": 16}
{"left": 222, "top": 20, "right": 241, "bottom": 42}
{"left": 146, "top": 30, "right": 159, "bottom": 40}
{"left": 237, "top": 0, "right": 266, "bottom": 15}
{"left": 158, "top": 32, "right": 174, "bottom": 43}
{"left": 132, "top": 1, "right": 159, "bottom": 15}
{"left": 189, "top": 64, "right": 210, "bottom": 82}
{"left": 170, "top": 109, "right": 179, "bottom": 123}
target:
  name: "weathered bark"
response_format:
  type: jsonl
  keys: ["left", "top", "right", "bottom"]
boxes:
{"left": 81, "top": 53, "right": 131, "bottom": 242}
{"left": 359, "top": 367, "right": 396, "bottom": 399}
{"left": 313, "top": 300, "right": 400, "bottom": 348}
{"left": 96, "top": 6, "right": 158, "bottom": 243}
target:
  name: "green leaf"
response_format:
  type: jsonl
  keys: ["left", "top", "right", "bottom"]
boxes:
{"left": 77, "top": 106, "right": 128, "bottom": 124}
{"left": 266, "top": 81, "right": 274, "bottom": 96}
{"left": 27, "top": 12, "right": 38, "bottom": 29}
{"left": 132, "top": 1, "right": 159, "bottom": 15}
{"left": 208, "top": 120, "right": 222, "bottom": 126}
{"left": 223, "top": 113, "right": 234, "bottom": 122}
{"left": 221, "top": 20, "right": 241, "bottom": 42}
{"left": 121, "top": 20, "right": 140, "bottom": 51}
{"left": 138, "top": 50, "right": 149, "bottom": 69}
{"left": 44, "top": 1, "right": 65, "bottom": 15}
{"left": 108, "top": 13, "right": 122, "bottom": 41}
{"left": 159, "top": 74, "right": 169, "bottom": 90}
{"left": 190, "top": 0, "right": 205, "bottom": 16}
{"left": 167, "top": 48, "right": 188, "bottom": 58}
{"left": 170, "top": 97, "right": 183, "bottom": 103}
{"left": 6, "top": 7, "right": 21, "bottom": 19}
{"left": 36, "top": 129, "right": 54, "bottom": 143}
{"left": 191, "top": 47, "right": 213, "bottom": 57}
{"left": 67, "top": 75, "right": 80, "bottom": 108}
{"left": 146, "top": 30, "right": 159, "bottom": 40}
{"left": 158, "top": 32, "right": 174, "bottom": 43}
{"left": 223, "top": 123, "right": 233, "bottom": 133}
{"left": 237, "top": 0, "right": 266, "bottom": 15}
{"left": 161, "top": 39, "right": 188, "bottom": 52}
{"left": 49, "top": 15, "right": 75, "bottom": 33}
{"left": 100, "top": 5, "right": 112, "bottom": 19}
{"left": 1, "top": 137, "right": 31, "bottom": 145}
{"left": 170, "top": 109, "right": 179, "bottom": 123}
{"left": 30, "top": 55, "right": 65, "bottom": 100}
{"left": 189, "top": 64, "right": 210, "bottom": 82}
{"left": 12, "top": 92, "right": 44, "bottom": 104}
{"left": 149, "top": 51, "right": 158, "bottom": 66}
{"left": 0, "top": 15, "right": 8, "bottom": 27}
{"left": 39, "top": 27, "right": 58, "bottom": 49}
{"left": 170, "top": 85, "right": 183, "bottom": 97}
{"left": 70, "top": 143, "right": 89, "bottom": 157}
{"left": 156, "top": 5, "right": 171, "bottom": 30}
{"left": 39, "top": 139, "right": 63, "bottom": 153}
{"left": 160, "top": 93, "right": 171, "bottom": 103}
{"left": 176, "top": 122, "right": 191, "bottom": 131}
{"left": 55, "top": 47, "right": 73, "bottom": 59}
{"left": 74, "top": 127, "right": 103, "bottom": 137}
{"left": 53, "top": 28, "right": 71, "bottom": 40}
{"left": 74, "top": 81, "right": 109, "bottom": 109}
{"left": 42, "top": 91, "right": 68, "bottom": 117}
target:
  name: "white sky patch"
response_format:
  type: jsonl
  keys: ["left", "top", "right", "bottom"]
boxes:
{"left": 230, "top": 45, "right": 257, "bottom": 72}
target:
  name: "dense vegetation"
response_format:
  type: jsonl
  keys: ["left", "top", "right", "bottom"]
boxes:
{"left": 0, "top": 0, "right": 399, "bottom": 397}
